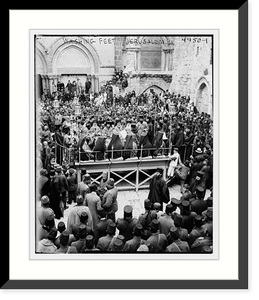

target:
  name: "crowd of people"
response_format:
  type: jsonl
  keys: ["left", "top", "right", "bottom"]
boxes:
{"left": 36, "top": 70, "right": 213, "bottom": 254}
{"left": 37, "top": 168, "right": 213, "bottom": 254}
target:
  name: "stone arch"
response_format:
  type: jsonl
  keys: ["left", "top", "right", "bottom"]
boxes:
{"left": 141, "top": 84, "right": 165, "bottom": 94}
{"left": 51, "top": 37, "right": 100, "bottom": 75}
{"left": 195, "top": 77, "right": 211, "bottom": 114}
{"left": 35, "top": 47, "right": 48, "bottom": 75}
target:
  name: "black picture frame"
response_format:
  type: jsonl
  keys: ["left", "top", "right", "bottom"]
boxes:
{"left": 5, "top": 3, "right": 248, "bottom": 289}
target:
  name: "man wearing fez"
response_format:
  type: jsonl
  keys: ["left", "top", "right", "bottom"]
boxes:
{"left": 116, "top": 205, "right": 138, "bottom": 242}
{"left": 146, "top": 219, "right": 167, "bottom": 253}
{"left": 148, "top": 168, "right": 170, "bottom": 211}
{"left": 165, "top": 227, "right": 190, "bottom": 253}
{"left": 123, "top": 224, "right": 145, "bottom": 252}
{"left": 97, "top": 222, "right": 117, "bottom": 252}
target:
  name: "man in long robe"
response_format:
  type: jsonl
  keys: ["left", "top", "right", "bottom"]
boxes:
{"left": 107, "top": 134, "right": 123, "bottom": 159}
{"left": 148, "top": 168, "right": 170, "bottom": 211}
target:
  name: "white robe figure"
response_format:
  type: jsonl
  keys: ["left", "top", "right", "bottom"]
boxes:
{"left": 167, "top": 151, "right": 182, "bottom": 178}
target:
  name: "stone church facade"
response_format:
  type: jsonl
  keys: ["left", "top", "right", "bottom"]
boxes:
{"left": 35, "top": 35, "right": 213, "bottom": 115}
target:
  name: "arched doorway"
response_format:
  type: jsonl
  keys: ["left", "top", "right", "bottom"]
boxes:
{"left": 51, "top": 39, "right": 100, "bottom": 93}
{"left": 196, "top": 82, "right": 210, "bottom": 114}
{"left": 142, "top": 85, "right": 165, "bottom": 94}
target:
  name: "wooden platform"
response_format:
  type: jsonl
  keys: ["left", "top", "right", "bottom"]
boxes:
{"left": 75, "top": 156, "right": 169, "bottom": 191}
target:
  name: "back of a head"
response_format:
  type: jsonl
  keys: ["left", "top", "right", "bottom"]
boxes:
{"left": 47, "top": 228, "right": 58, "bottom": 241}
{"left": 165, "top": 204, "right": 173, "bottom": 215}
{"left": 78, "top": 224, "right": 87, "bottom": 239}
{"left": 107, "top": 222, "right": 116, "bottom": 235}
{"left": 170, "top": 226, "right": 180, "bottom": 241}
{"left": 133, "top": 224, "right": 143, "bottom": 237}
{"left": 85, "top": 235, "right": 95, "bottom": 249}
{"left": 174, "top": 214, "right": 183, "bottom": 228}
{"left": 80, "top": 211, "right": 88, "bottom": 224}
{"left": 60, "top": 230, "right": 69, "bottom": 246}
{"left": 194, "top": 215, "right": 203, "bottom": 228}
{"left": 89, "top": 183, "right": 97, "bottom": 193}
{"left": 150, "top": 219, "right": 159, "bottom": 233}
{"left": 57, "top": 221, "right": 66, "bottom": 233}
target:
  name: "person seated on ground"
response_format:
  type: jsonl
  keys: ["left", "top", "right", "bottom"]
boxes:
{"left": 165, "top": 226, "right": 190, "bottom": 253}
{"left": 54, "top": 221, "right": 76, "bottom": 248}
{"left": 37, "top": 228, "right": 58, "bottom": 254}
{"left": 54, "top": 231, "right": 78, "bottom": 254}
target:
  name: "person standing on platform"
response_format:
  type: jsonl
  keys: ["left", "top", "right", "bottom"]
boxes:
{"left": 174, "top": 122, "right": 185, "bottom": 162}
{"left": 67, "top": 168, "right": 78, "bottom": 204}
{"left": 148, "top": 168, "right": 170, "bottom": 211}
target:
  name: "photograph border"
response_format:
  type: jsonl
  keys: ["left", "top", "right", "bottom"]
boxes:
{"left": 29, "top": 29, "right": 219, "bottom": 261}
{"left": 5, "top": 3, "right": 248, "bottom": 289}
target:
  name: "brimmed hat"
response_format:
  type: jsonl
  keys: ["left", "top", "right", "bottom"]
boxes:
{"left": 171, "top": 198, "right": 181, "bottom": 206}
{"left": 153, "top": 202, "right": 161, "bottom": 210}
{"left": 195, "top": 148, "right": 203, "bottom": 154}
{"left": 41, "top": 195, "right": 50, "bottom": 204}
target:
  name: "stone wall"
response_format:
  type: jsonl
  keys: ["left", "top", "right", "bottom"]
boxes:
{"left": 169, "top": 36, "right": 213, "bottom": 114}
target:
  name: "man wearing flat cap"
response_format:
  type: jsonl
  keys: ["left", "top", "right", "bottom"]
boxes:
{"left": 102, "top": 178, "right": 118, "bottom": 222}
{"left": 116, "top": 205, "right": 138, "bottom": 242}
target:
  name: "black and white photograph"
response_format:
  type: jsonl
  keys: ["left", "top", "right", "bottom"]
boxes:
{"left": 34, "top": 33, "right": 215, "bottom": 256}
